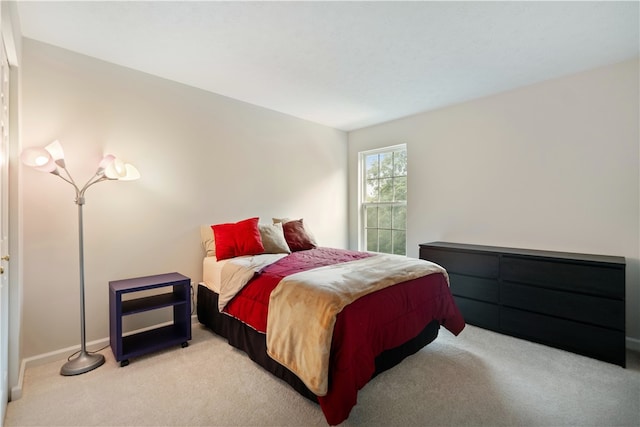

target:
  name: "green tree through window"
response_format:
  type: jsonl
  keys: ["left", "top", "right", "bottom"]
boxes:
{"left": 360, "top": 145, "right": 406, "bottom": 255}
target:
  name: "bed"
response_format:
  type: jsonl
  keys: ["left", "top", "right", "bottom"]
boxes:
{"left": 197, "top": 218, "right": 465, "bottom": 425}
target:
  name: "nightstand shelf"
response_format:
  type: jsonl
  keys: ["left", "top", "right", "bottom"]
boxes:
{"left": 110, "top": 272, "right": 191, "bottom": 367}
{"left": 122, "top": 293, "right": 186, "bottom": 314}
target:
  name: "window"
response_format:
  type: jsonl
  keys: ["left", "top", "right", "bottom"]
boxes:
{"left": 359, "top": 145, "right": 407, "bottom": 255}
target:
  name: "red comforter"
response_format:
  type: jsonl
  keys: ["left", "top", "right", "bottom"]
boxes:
{"left": 224, "top": 248, "right": 465, "bottom": 425}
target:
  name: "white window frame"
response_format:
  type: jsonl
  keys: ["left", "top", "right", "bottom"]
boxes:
{"left": 358, "top": 144, "right": 407, "bottom": 255}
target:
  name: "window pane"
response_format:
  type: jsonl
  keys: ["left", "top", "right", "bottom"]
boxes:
{"left": 393, "top": 150, "right": 407, "bottom": 176}
{"left": 366, "top": 229, "right": 378, "bottom": 252}
{"left": 365, "top": 154, "right": 379, "bottom": 177}
{"left": 378, "top": 205, "right": 392, "bottom": 229}
{"left": 392, "top": 230, "right": 406, "bottom": 255}
{"left": 366, "top": 206, "right": 378, "bottom": 228}
{"left": 379, "top": 178, "right": 394, "bottom": 202}
{"left": 366, "top": 179, "right": 379, "bottom": 202}
{"left": 379, "top": 152, "right": 393, "bottom": 178}
{"left": 394, "top": 176, "right": 407, "bottom": 201}
{"left": 392, "top": 205, "right": 406, "bottom": 229}
{"left": 378, "top": 229, "right": 392, "bottom": 253}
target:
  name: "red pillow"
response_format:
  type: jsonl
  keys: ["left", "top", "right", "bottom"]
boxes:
{"left": 282, "top": 219, "right": 317, "bottom": 252}
{"left": 212, "top": 217, "right": 264, "bottom": 260}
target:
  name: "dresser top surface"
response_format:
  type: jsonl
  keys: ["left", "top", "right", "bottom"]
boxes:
{"left": 419, "top": 241, "right": 625, "bottom": 266}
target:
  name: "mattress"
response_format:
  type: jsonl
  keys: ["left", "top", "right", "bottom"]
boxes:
{"left": 201, "top": 255, "right": 226, "bottom": 293}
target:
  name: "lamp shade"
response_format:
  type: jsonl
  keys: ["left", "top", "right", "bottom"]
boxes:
{"left": 120, "top": 164, "right": 141, "bottom": 181}
{"left": 103, "top": 157, "right": 140, "bottom": 181}
{"left": 98, "top": 154, "right": 116, "bottom": 169}
{"left": 20, "top": 147, "right": 57, "bottom": 173}
{"left": 44, "top": 140, "right": 66, "bottom": 167}
{"left": 97, "top": 154, "right": 116, "bottom": 175}
{"left": 44, "top": 140, "right": 64, "bottom": 159}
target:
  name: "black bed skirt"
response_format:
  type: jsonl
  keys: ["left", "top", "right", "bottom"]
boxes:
{"left": 197, "top": 284, "right": 440, "bottom": 402}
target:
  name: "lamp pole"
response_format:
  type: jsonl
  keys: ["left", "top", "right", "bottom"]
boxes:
{"left": 60, "top": 195, "right": 105, "bottom": 375}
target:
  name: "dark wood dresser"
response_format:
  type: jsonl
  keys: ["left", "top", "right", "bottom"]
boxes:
{"left": 419, "top": 242, "right": 626, "bottom": 367}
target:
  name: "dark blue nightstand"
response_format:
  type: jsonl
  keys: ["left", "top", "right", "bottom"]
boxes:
{"left": 109, "top": 272, "right": 191, "bottom": 366}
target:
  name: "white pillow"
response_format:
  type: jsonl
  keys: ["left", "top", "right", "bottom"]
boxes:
{"left": 200, "top": 225, "right": 216, "bottom": 257}
{"left": 259, "top": 222, "right": 291, "bottom": 254}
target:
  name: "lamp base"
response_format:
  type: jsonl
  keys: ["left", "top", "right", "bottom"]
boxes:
{"left": 60, "top": 351, "right": 105, "bottom": 376}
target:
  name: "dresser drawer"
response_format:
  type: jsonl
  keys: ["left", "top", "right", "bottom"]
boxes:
{"left": 501, "top": 307, "right": 625, "bottom": 366}
{"left": 420, "top": 247, "right": 498, "bottom": 278}
{"left": 501, "top": 256, "right": 624, "bottom": 299}
{"left": 449, "top": 273, "right": 499, "bottom": 303}
{"left": 501, "top": 282, "right": 624, "bottom": 330}
{"left": 453, "top": 296, "right": 499, "bottom": 331}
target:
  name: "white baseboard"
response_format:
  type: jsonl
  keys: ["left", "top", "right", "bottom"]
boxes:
{"left": 10, "top": 360, "right": 24, "bottom": 401}
{"left": 627, "top": 336, "right": 640, "bottom": 353}
{"left": 10, "top": 315, "right": 200, "bottom": 401}
{"left": 10, "top": 336, "right": 109, "bottom": 401}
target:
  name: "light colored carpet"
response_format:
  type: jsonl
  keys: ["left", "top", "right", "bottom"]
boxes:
{"left": 5, "top": 323, "right": 640, "bottom": 426}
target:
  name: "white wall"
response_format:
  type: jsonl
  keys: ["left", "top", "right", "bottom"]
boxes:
{"left": 20, "top": 39, "right": 348, "bottom": 358}
{"left": 348, "top": 58, "right": 640, "bottom": 343}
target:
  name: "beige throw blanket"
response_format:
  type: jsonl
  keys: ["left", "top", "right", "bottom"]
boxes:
{"left": 266, "top": 253, "right": 448, "bottom": 396}
{"left": 218, "top": 254, "right": 288, "bottom": 311}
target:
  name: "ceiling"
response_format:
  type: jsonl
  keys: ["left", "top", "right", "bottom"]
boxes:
{"left": 15, "top": 1, "right": 640, "bottom": 132}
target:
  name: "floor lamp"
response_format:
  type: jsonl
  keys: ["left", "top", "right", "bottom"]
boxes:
{"left": 21, "top": 140, "right": 140, "bottom": 376}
